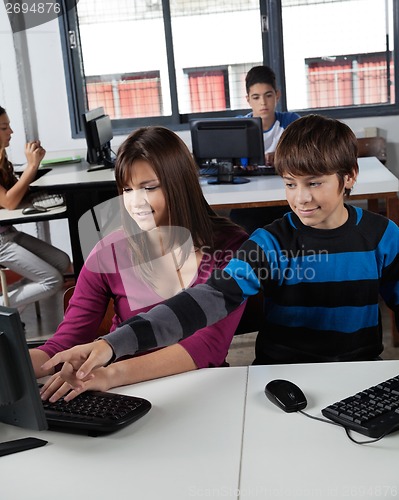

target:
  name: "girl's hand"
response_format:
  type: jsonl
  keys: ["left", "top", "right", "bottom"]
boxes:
{"left": 40, "top": 339, "right": 114, "bottom": 390}
{"left": 25, "top": 140, "right": 46, "bottom": 168}
{"left": 40, "top": 366, "right": 111, "bottom": 402}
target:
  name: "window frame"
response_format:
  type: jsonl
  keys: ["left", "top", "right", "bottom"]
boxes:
{"left": 59, "top": 0, "right": 399, "bottom": 138}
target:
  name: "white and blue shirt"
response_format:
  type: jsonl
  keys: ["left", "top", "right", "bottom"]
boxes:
{"left": 245, "top": 110, "right": 300, "bottom": 153}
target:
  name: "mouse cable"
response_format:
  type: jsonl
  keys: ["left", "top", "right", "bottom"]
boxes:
{"left": 298, "top": 410, "right": 392, "bottom": 445}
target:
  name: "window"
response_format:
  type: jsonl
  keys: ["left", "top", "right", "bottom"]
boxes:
{"left": 60, "top": 0, "right": 399, "bottom": 136}
{"left": 306, "top": 52, "right": 395, "bottom": 108}
{"left": 185, "top": 68, "right": 230, "bottom": 113}
{"left": 86, "top": 72, "right": 162, "bottom": 118}
{"left": 280, "top": 0, "right": 397, "bottom": 118}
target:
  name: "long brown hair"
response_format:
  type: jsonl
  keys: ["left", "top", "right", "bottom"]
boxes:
{"left": 115, "top": 126, "right": 241, "bottom": 278}
{"left": 0, "top": 106, "right": 17, "bottom": 190}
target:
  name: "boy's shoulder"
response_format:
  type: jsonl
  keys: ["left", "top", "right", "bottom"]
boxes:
{"left": 274, "top": 111, "right": 301, "bottom": 128}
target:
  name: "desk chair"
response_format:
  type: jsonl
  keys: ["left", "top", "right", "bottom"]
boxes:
{"left": 0, "top": 265, "right": 41, "bottom": 317}
{"left": 357, "top": 136, "right": 387, "bottom": 164}
{"left": 356, "top": 137, "right": 389, "bottom": 215}
{"left": 63, "top": 286, "right": 114, "bottom": 336}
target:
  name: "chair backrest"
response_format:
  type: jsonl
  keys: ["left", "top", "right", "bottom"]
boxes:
{"left": 357, "top": 137, "right": 387, "bottom": 164}
{"left": 63, "top": 286, "right": 115, "bottom": 336}
{"left": 234, "top": 291, "right": 264, "bottom": 336}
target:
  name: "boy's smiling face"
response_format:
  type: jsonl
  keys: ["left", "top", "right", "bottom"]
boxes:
{"left": 283, "top": 172, "right": 357, "bottom": 230}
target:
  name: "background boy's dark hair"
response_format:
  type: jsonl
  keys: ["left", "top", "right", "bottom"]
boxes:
{"left": 245, "top": 65, "right": 277, "bottom": 94}
{"left": 274, "top": 114, "right": 359, "bottom": 196}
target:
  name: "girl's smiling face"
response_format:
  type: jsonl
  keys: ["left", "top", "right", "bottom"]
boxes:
{"left": 283, "top": 172, "right": 356, "bottom": 229}
{"left": 122, "top": 159, "right": 169, "bottom": 232}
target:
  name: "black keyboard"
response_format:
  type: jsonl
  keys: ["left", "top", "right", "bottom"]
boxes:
{"left": 42, "top": 390, "right": 152, "bottom": 435}
{"left": 322, "top": 375, "right": 399, "bottom": 438}
{"left": 234, "top": 166, "right": 276, "bottom": 176}
{"left": 199, "top": 166, "right": 276, "bottom": 177}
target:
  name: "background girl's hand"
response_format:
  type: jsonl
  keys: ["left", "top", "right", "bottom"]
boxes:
{"left": 25, "top": 140, "right": 46, "bottom": 168}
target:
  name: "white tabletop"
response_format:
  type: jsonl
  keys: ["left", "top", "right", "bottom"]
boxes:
{"left": 1, "top": 361, "right": 399, "bottom": 499}
{"left": 0, "top": 205, "right": 67, "bottom": 223}
{"left": 201, "top": 156, "right": 399, "bottom": 206}
{"left": 240, "top": 360, "right": 399, "bottom": 499}
{"left": 31, "top": 161, "right": 115, "bottom": 189}
{"left": 0, "top": 367, "right": 248, "bottom": 500}
{"left": 28, "top": 156, "right": 398, "bottom": 204}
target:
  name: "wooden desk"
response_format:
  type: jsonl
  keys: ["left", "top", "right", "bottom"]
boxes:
{"left": 1, "top": 361, "right": 399, "bottom": 499}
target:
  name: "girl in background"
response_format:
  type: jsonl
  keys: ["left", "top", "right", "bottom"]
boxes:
{"left": 0, "top": 106, "right": 70, "bottom": 311}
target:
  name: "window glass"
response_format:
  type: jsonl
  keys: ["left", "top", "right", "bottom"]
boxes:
{"left": 77, "top": 0, "right": 169, "bottom": 119}
{"left": 282, "top": 0, "right": 394, "bottom": 110}
{"left": 169, "top": 0, "right": 262, "bottom": 114}
{"left": 75, "top": 0, "right": 263, "bottom": 119}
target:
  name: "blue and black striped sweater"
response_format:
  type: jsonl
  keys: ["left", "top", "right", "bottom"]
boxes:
{"left": 104, "top": 205, "right": 399, "bottom": 363}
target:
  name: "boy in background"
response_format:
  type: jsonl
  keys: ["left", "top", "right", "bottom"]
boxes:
{"left": 40, "top": 115, "right": 399, "bottom": 399}
{"left": 243, "top": 65, "right": 300, "bottom": 166}
{"left": 231, "top": 65, "right": 300, "bottom": 232}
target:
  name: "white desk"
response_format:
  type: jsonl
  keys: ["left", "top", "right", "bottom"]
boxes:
{"left": 0, "top": 205, "right": 67, "bottom": 225}
{"left": 201, "top": 157, "right": 399, "bottom": 225}
{"left": 241, "top": 360, "right": 399, "bottom": 499}
{"left": 30, "top": 156, "right": 399, "bottom": 211}
{"left": 0, "top": 367, "right": 247, "bottom": 500}
{"left": 1, "top": 361, "right": 399, "bottom": 499}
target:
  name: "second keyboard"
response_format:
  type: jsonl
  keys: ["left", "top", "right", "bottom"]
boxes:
{"left": 30, "top": 192, "right": 65, "bottom": 209}
{"left": 322, "top": 375, "right": 399, "bottom": 438}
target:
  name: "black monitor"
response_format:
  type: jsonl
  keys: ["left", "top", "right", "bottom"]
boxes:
{"left": 82, "top": 107, "right": 115, "bottom": 168}
{"left": 0, "top": 306, "right": 47, "bottom": 431}
{"left": 190, "top": 117, "right": 264, "bottom": 184}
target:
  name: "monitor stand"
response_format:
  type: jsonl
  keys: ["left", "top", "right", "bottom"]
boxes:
{"left": 207, "top": 161, "right": 250, "bottom": 185}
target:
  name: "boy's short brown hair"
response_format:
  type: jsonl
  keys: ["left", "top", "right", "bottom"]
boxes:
{"left": 274, "top": 114, "right": 359, "bottom": 195}
{"left": 245, "top": 65, "right": 277, "bottom": 94}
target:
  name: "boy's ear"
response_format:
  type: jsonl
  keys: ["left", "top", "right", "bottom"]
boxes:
{"left": 345, "top": 171, "right": 358, "bottom": 189}
{"left": 276, "top": 89, "right": 281, "bottom": 102}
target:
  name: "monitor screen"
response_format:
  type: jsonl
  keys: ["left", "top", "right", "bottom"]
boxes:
{"left": 190, "top": 117, "right": 264, "bottom": 167}
{"left": 82, "top": 107, "right": 114, "bottom": 167}
{"left": 0, "top": 306, "right": 47, "bottom": 431}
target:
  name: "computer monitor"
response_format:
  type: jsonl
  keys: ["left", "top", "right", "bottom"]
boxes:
{"left": 190, "top": 117, "right": 264, "bottom": 184}
{"left": 0, "top": 306, "right": 47, "bottom": 431}
{"left": 82, "top": 107, "right": 115, "bottom": 167}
